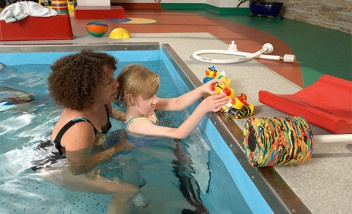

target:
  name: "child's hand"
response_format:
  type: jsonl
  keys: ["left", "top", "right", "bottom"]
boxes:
{"left": 201, "top": 94, "right": 229, "bottom": 112}
{"left": 202, "top": 78, "right": 228, "bottom": 96}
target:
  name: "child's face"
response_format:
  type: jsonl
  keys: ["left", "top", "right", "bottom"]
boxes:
{"left": 135, "top": 94, "right": 158, "bottom": 117}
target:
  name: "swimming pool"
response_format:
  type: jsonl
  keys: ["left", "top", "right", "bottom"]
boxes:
{"left": 0, "top": 43, "right": 292, "bottom": 213}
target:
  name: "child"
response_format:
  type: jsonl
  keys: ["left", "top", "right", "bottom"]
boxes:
{"left": 115, "top": 63, "right": 229, "bottom": 140}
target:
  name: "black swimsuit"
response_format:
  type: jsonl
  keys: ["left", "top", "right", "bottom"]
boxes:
{"left": 31, "top": 105, "right": 112, "bottom": 171}
{"left": 55, "top": 105, "right": 112, "bottom": 155}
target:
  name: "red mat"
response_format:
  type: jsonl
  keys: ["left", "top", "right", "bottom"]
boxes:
{"left": 0, "top": 15, "right": 73, "bottom": 41}
{"left": 74, "top": 6, "right": 126, "bottom": 19}
{"left": 259, "top": 75, "right": 352, "bottom": 134}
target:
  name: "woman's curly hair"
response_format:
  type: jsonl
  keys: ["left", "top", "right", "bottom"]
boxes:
{"left": 48, "top": 49, "right": 117, "bottom": 110}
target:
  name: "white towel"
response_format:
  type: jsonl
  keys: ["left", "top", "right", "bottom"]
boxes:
{"left": 0, "top": 2, "right": 57, "bottom": 23}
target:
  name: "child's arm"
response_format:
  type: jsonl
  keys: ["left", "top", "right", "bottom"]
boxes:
{"left": 156, "top": 79, "right": 224, "bottom": 111}
{"left": 128, "top": 94, "right": 228, "bottom": 139}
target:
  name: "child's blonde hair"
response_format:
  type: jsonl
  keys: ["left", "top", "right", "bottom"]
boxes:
{"left": 115, "top": 64, "right": 159, "bottom": 107}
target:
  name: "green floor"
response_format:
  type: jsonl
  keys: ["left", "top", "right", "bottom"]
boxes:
{"left": 176, "top": 10, "right": 352, "bottom": 87}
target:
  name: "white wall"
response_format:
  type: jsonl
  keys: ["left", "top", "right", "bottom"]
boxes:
{"left": 207, "top": 0, "right": 243, "bottom": 8}
{"left": 77, "top": 0, "right": 110, "bottom": 6}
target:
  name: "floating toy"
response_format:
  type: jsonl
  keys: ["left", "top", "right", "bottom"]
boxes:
{"left": 0, "top": 86, "right": 34, "bottom": 112}
{"left": 0, "top": 102, "right": 17, "bottom": 112}
{"left": 204, "top": 66, "right": 254, "bottom": 119}
{"left": 193, "top": 41, "right": 296, "bottom": 64}
{"left": 109, "top": 28, "right": 131, "bottom": 39}
{"left": 86, "top": 21, "right": 108, "bottom": 37}
{"left": 243, "top": 116, "right": 352, "bottom": 167}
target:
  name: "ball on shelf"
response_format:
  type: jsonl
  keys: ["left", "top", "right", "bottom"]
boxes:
{"left": 86, "top": 22, "right": 108, "bottom": 37}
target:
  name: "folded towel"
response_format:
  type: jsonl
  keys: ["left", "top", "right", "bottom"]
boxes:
{"left": 0, "top": 1, "right": 57, "bottom": 23}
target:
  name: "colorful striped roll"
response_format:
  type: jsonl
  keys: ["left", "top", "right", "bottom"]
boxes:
{"left": 243, "top": 116, "right": 314, "bottom": 167}
{"left": 51, "top": 0, "right": 69, "bottom": 14}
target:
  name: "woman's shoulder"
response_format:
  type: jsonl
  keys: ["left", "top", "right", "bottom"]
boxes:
{"left": 51, "top": 116, "right": 95, "bottom": 143}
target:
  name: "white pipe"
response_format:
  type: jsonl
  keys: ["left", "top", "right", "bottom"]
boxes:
{"left": 314, "top": 134, "right": 352, "bottom": 144}
{"left": 192, "top": 41, "right": 296, "bottom": 64}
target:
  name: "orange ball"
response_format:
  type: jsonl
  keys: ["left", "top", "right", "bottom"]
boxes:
{"left": 86, "top": 22, "right": 108, "bottom": 37}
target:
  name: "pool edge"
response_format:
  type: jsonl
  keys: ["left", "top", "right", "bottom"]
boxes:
{"left": 0, "top": 42, "right": 160, "bottom": 53}
{"left": 161, "top": 43, "right": 311, "bottom": 214}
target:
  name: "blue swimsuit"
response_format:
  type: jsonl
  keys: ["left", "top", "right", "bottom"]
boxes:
{"left": 124, "top": 114, "right": 159, "bottom": 147}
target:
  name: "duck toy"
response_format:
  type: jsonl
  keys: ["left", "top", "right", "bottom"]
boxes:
{"left": 226, "top": 93, "right": 254, "bottom": 119}
{"left": 203, "top": 66, "right": 231, "bottom": 85}
{"left": 203, "top": 66, "right": 254, "bottom": 119}
{"left": 204, "top": 66, "right": 234, "bottom": 96}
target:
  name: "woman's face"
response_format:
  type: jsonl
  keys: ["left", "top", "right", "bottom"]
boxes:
{"left": 96, "top": 67, "right": 119, "bottom": 104}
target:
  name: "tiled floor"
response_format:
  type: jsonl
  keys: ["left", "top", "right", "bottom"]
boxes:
{"left": 70, "top": 9, "right": 305, "bottom": 87}
{"left": 69, "top": 8, "right": 351, "bottom": 88}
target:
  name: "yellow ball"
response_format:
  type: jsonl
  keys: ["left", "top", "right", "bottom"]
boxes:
{"left": 109, "top": 28, "right": 131, "bottom": 39}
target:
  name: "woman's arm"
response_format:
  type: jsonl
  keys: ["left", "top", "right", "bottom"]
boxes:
{"left": 67, "top": 141, "right": 133, "bottom": 175}
{"left": 84, "top": 139, "right": 133, "bottom": 172}
{"left": 62, "top": 123, "right": 132, "bottom": 175}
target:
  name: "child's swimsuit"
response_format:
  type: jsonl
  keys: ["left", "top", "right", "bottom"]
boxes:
{"left": 124, "top": 113, "right": 159, "bottom": 147}
{"left": 31, "top": 105, "right": 111, "bottom": 171}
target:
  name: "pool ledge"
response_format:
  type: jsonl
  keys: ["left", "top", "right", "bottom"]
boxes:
{"left": 162, "top": 44, "right": 311, "bottom": 214}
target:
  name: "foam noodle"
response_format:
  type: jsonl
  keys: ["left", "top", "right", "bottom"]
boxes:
{"left": 243, "top": 116, "right": 314, "bottom": 167}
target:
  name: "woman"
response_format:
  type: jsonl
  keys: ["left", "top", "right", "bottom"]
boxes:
{"left": 34, "top": 50, "right": 142, "bottom": 214}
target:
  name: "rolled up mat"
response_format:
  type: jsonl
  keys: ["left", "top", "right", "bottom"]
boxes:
{"left": 243, "top": 116, "right": 314, "bottom": 167}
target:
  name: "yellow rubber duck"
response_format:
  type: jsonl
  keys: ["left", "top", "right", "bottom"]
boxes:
{"left": 226, "top": 93, "right": 254, "bottom": 119}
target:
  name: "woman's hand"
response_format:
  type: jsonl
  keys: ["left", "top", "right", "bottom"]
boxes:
{"left": 111, "top": 138, "right": 135, "bottom": 154}
{"left": 108, "top": 131, "right": 135, "bottom": 156}
{"left": 111, "top": 108, "right": 126, "bottom": 121}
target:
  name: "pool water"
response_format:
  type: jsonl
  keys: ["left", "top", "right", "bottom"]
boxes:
{"left": 0, "top": 56, "right": 251, "bottom": 213}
